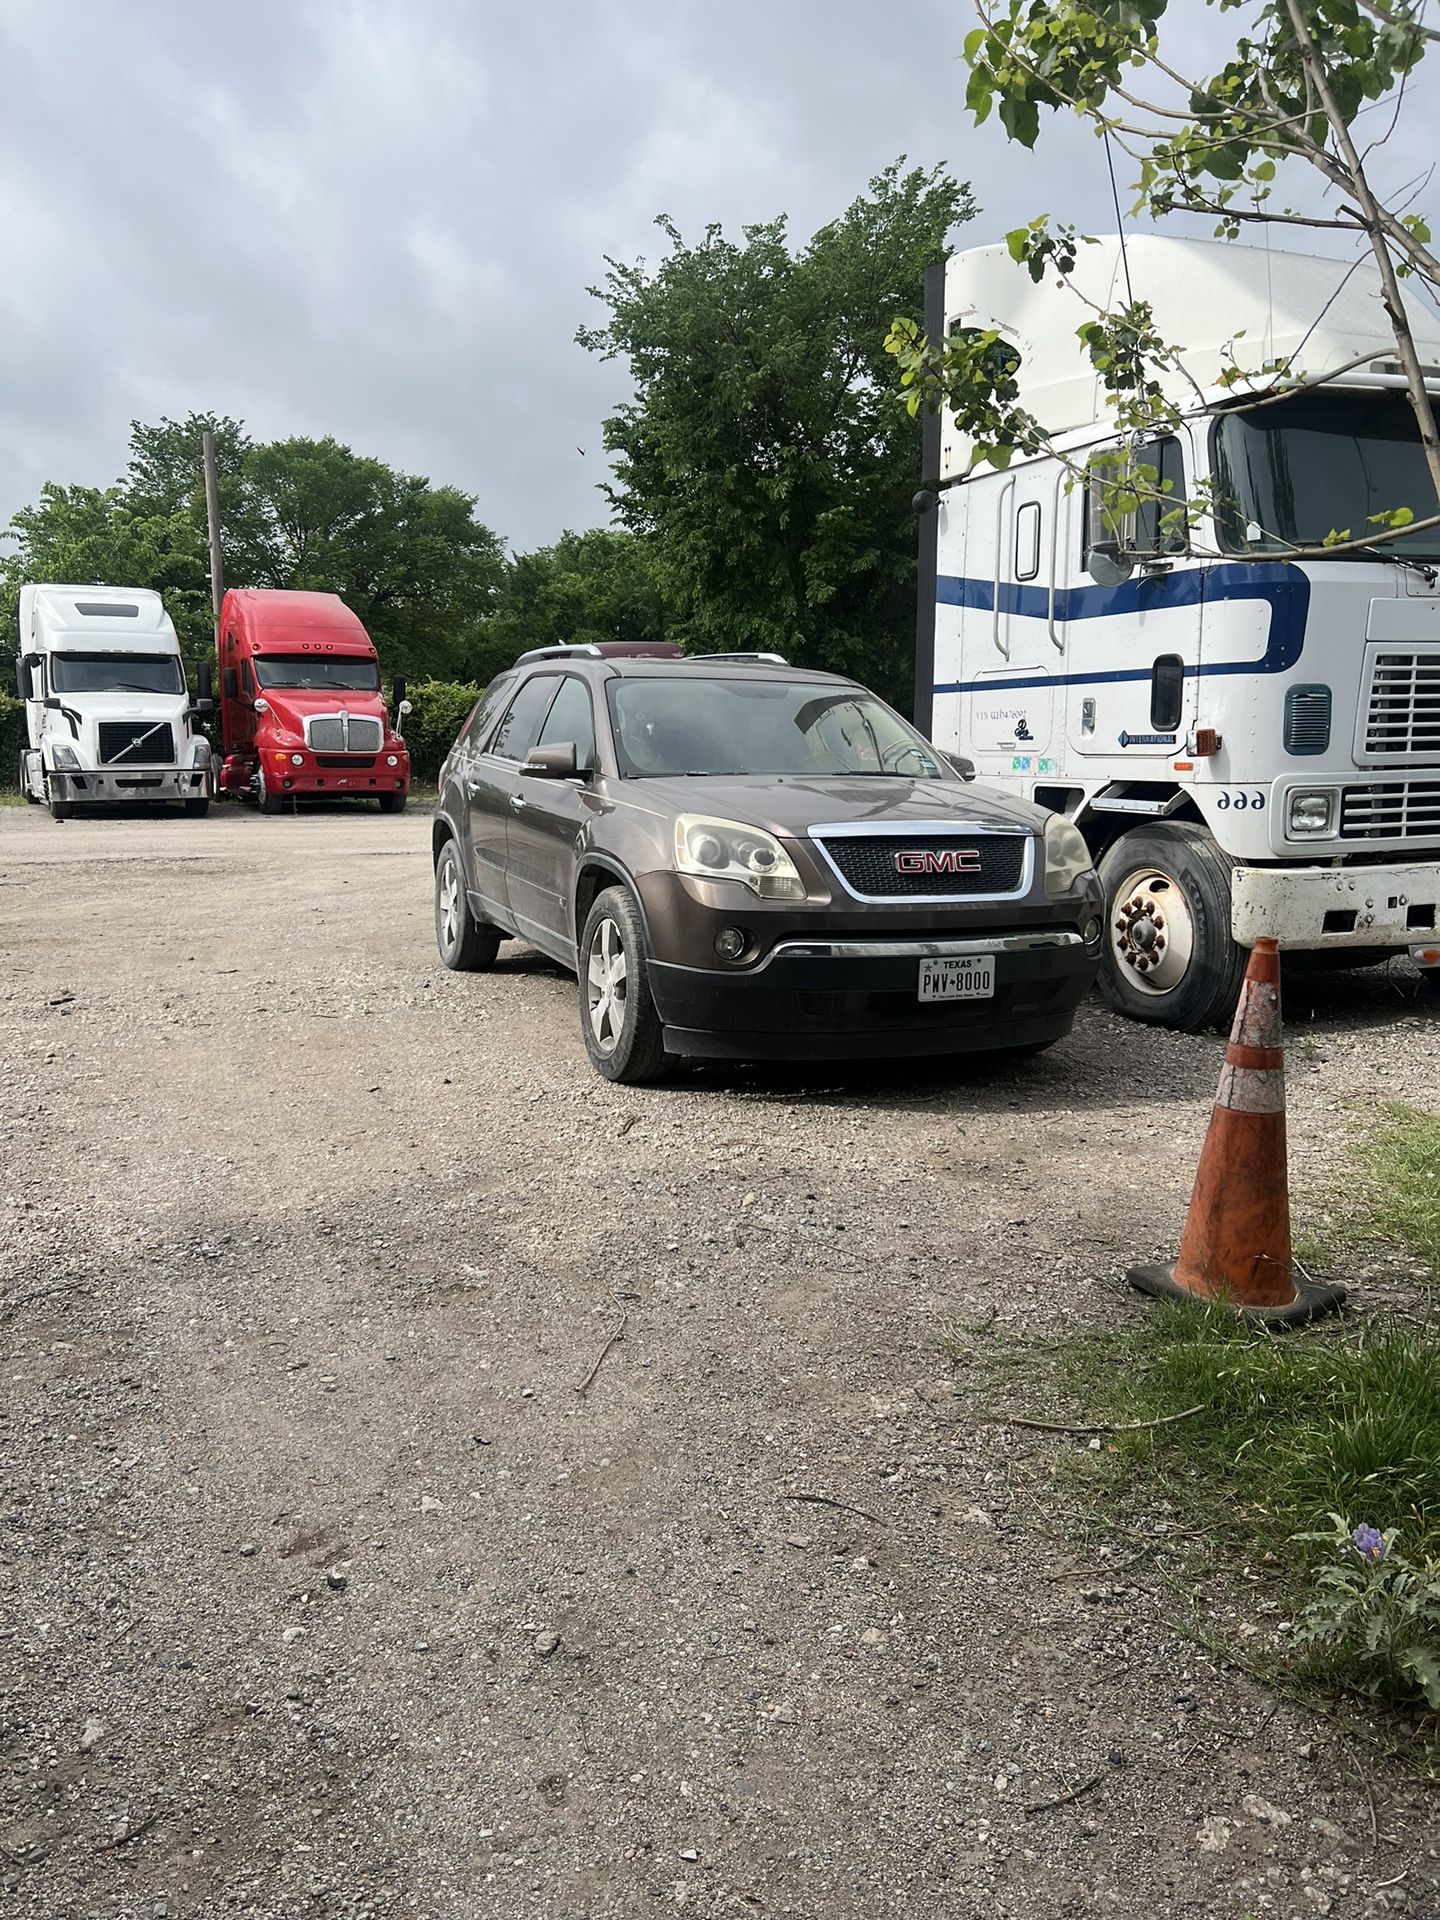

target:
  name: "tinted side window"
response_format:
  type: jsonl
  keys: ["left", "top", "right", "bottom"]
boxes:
{"left": 464, "top": 673, "right": 516, "bottom": 754}
{"left": 489, "top": 675, "right": 559, "bottom": 763}
{"left": 536, "top": 676, "right": 596, "bottom": 771}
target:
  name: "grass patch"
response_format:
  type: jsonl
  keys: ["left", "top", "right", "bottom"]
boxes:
{"left": 1067, "top": 1303, "right": 1440, "bottom": 1562}
{"left": 1358, "top": 1103, "right": 1440, "bottom": 1277}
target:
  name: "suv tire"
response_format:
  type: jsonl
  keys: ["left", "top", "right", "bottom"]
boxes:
{"left": 578, "top": 886, "right": 672, "bottom": 1084}
{"left": 1097, "top": 822, "right": 1247, "bottom": 1033}
{"left": 435, "top": 839, "right": 500, "bottom": 971}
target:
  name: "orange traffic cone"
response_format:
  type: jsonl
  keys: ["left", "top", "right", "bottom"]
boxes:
{"left": 1127, "top": 937, "right": 1346, "bottom": 1326}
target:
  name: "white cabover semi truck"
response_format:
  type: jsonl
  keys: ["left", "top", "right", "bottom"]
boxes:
{"left": 914, "top": 236, "right": 1440, "bottom": 1030}
{"left": 15, "top": 583, "right": 214, "bottom": 820}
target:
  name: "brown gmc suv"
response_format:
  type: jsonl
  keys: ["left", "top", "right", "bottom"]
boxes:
{"left": 432, "top": 645, "right": 1103, "bottom": 1082}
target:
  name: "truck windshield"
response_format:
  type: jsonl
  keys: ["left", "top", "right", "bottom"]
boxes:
{"left": 49, "top": 653, "right": 184, "bottom": 694}
{"left": 607, "top": 677, "right": 945, "bottom": 778}
{"left": 253, "top": 657, "right": 380, "bottom": 691}
{"left": 1214, "top": 389, "right": 1440, "bottom": 560}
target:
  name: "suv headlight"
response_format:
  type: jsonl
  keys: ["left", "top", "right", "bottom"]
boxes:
{"left": 50, "top": 742, "right": 81, "bottom": 770}
{"left": 1288, "top": 788, "right": 1336, "bottom": 836}
{"left": 674, "top": 814, "right": 806, "bottom": 900}
{"left": 1043, "top": 814, "right": 1092, "bottom": 896}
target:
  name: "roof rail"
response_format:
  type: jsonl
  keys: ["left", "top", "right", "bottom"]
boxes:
{"left": 685, "top": 650, "right": 790, "bottom": 666}
{"left": 513, "top": 641, "right": 685, "bottom": 666}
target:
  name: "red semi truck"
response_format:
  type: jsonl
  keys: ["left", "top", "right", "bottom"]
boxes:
{"left": 215, "top": 589, "right": 411, "bottom": 812}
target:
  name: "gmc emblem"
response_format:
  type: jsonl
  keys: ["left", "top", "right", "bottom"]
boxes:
{"left": 895, "top": 847, "right": 982, "bottom": 875}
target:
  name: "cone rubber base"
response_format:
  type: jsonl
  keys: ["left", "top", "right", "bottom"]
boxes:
{"left": 1125, "top": 1263, "right": 1348, "bottom": 1329}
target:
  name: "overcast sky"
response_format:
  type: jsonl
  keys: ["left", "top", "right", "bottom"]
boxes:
{"left": 3, "top": 0, "right": 1437, "bottom": 557}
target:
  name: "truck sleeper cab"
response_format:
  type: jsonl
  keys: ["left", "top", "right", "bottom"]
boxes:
{"left": 14, "top": 583, "right": 213, "bottom": 820}
{"left": 919, "top": 235, "right": 1440, "bottom": 1031}
{"left": 215, "top": 589, "right": 410, "bottom": 813}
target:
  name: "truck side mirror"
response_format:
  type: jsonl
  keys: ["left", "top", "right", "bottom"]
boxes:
{"left": 392, "top": 674, "right": 407, "bottom": 711}
{"left": 15, "top": 655, "right": 32, "bottom": 701}
{"left": 197, "top": 662, "right": 213, "bottom": 706}
{"left": 398, "top": 699, "right": 413, "bottom": 717}
{"left": 222, "top": 666, "right": 239, "bottom": 701}
{"left": 1085, "top": 476, "right": 1136, "bottom": 585}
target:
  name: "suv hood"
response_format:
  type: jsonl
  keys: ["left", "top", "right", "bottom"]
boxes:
{"left": 626, "top": 773, "right": 1045, "bottom": 839}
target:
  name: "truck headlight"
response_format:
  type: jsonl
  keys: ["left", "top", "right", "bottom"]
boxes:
{"left": 50, "top": 743, "right": 81, "bottom": 770}
{"left": 675, "top": 814, "right": 805, "bottom": 900}
{"left": 191, "top": 738, "right": 212, "bottom": 767}
{"left": 1288, "top": 789, "right": 1336, "bottom": 836}
{"left": 1043, "top": 814, "right": 1092, "bottom": 896}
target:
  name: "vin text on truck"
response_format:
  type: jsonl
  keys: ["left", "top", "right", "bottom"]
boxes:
{"left": 915, "top": 236, "right": 1440, "bottom": 1030}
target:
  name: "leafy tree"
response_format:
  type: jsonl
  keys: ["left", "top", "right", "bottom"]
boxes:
{"left": 887, "top": 2, "right": 1440, "bottom": 556}
{"left": 474, "top": 528, "right": 669, "bottom": 676}
{"left": 2, "top": 413, "right": 506, "bottom": 680}
{"left": 579, "top": 161, "right": 974, "bottom": 707}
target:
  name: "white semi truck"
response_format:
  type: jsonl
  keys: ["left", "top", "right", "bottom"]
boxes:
{"left": 915, "top": 236, "right": 1440, "bottom": 1030}
{"left": 15, "top": 583, "right": 214, "bottom": 820}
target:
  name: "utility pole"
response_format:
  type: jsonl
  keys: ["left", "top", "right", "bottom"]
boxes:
{"left": 202, "top": 429, "right": 225, "bottom": 646}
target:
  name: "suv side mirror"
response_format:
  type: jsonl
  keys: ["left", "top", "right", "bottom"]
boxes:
{"left": 522, "top": 743, "right": 579, "bottom": 780}
{"left": 943, "top": 751, "right": 976, "bottom": 782}
{"left": 222, "top": 665, "right": 239, "bottom": 701}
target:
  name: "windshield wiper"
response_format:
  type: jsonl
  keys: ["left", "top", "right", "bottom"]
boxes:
{"left": 1350, "top": 543, "right": 1439, "bottom": 584}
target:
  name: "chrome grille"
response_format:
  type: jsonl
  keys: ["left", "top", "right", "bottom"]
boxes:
{"left": 305, "top": 714, "right": 383, "bottom": 753}
{"left": 1362, "top": 647, "right": 1440, "bottom": 762}
{"left": 1340, "top": 780, "right": 1440, "bottom": 839}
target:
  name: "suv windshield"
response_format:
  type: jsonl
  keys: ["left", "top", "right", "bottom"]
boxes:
{"left": 607, "top": 676, "right": 944, "bottom": 779}
{"left": 50, "top": 652, "right": 184, "bottom": 695}
{"left": 253, "top": 656, "right": 380, "bottom": 692}
{"left": 1214, "top": 389, "right": 1440, "bottom": 559}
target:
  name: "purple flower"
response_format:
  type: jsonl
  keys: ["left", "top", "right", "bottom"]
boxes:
{"left": 1352, "top": 1523, "right": 1388, "bottom": 1564}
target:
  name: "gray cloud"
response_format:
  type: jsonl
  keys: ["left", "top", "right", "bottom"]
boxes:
{"left": 1, "top": 0, "right": 1436, "bottom": 554}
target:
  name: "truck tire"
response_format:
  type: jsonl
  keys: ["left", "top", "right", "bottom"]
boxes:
{"left": 1097, "top": 822, "right": 1248, "bottom": 1033}
{"left": 258, "top": 767, "right": 282, "bottom": 816}
{"left": 578, "top": 885, "right": 673, "bottom": 1084}
{"left": 184, "top": 796, "right": 210, "bottom": 818}
{"left": 378, "top": 791, "right": 407, "bottom": 815}
{"left": 434, "top": 839, "right": 501, "bottom": 972}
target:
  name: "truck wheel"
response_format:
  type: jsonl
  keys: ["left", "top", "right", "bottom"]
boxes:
{"left": 578, "top": 886, "right": 673, "bottom": 1084}
{"left": 1097, "top": 823, "right": 1248, "bottom": 1033}
{"left": 185, "top": 796, "right": 210, "bottom": 818}
{"left": 258, "top": 767, "right": 282, "bottom": 816}
{"left": 378, "top": 791, "right": 407, "bottom": 815}
{"left": 434, "top": 840, "right": 500, "bottom": 971}
{"left": 47, "top": 780, "right": 72, "bottom": 823}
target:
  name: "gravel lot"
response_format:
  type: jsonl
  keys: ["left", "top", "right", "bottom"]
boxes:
{"left": 2, "top": 803, "right": 1437, "bottom": 1920}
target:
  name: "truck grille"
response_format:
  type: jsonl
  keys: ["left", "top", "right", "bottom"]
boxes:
{"left": 1340, "top": 780, "right": 1440, "bottom": 839}
{"left": 1362, "top": 648, "right": 1440, "bottom": 762}
{"left": 812, "top": 832, "right": 1028, "bottom": 898}
{"left": 98, "top": 720, "right": 175, "bottom": 765}
{"left": 306, "top": 715, "right": 383, "bottom": 753}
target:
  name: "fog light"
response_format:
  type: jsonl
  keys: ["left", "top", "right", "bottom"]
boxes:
{"left": 291, "top": 753, "right": 304, "bottom": 766}
{"left": 1288, "top": 790, "right": 1336, "bottom": 835}
{"left": 714, "top": 926, "right": 747, "bottom": 962}
{"left": 1083, "top": 915, "right": 1103, "bottom": 948}
{"left": 386, "top": 753, "right": 398, "bottom": 767}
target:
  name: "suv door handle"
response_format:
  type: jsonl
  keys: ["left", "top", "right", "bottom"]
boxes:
{"left": 508, "top": 793, "right": 527, "bottom": 812}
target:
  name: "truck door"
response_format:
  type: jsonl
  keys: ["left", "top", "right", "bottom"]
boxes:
{"left": 962, "top": 462, "right": 1060, "bottom": 790}
{"left": 505, "top": 675, "right": 598, "bottom": 963}
{"left": 1063, "top": 431, "right": 1199, "bottom": 760}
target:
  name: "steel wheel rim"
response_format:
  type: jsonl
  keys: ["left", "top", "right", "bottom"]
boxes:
{"left": 1110, "top": 866, "right": 1195, "bottom": 996}
{"left": 586, "top": 916, "right": 628, "bottom": 1054}
{"left": 438, "top": 854, "right": 461, "bottom": 954}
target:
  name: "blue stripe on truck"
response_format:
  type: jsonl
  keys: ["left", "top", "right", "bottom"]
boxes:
{"left": 932, "top": 562, "right": 1309, "bottom": 695}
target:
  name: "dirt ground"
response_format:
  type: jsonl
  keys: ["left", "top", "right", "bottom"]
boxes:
{"left": 2, "top": 803, "right": 1438, "bottom": 1920}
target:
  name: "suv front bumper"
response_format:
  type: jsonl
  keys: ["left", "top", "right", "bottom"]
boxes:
{"left": 646, "top": 930, "right": 1099, "bottom": 1061}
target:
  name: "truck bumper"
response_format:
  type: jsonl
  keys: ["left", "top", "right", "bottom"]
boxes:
{"left": 1231, "top": 860, "right": 1440, "bottom": 951}
{"left": 51, "top": 766, "right": 209, "bottom": 804}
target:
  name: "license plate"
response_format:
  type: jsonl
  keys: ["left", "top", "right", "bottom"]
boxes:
{"left": 918, "top": 956, "right": 995, "bottom": 1002}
